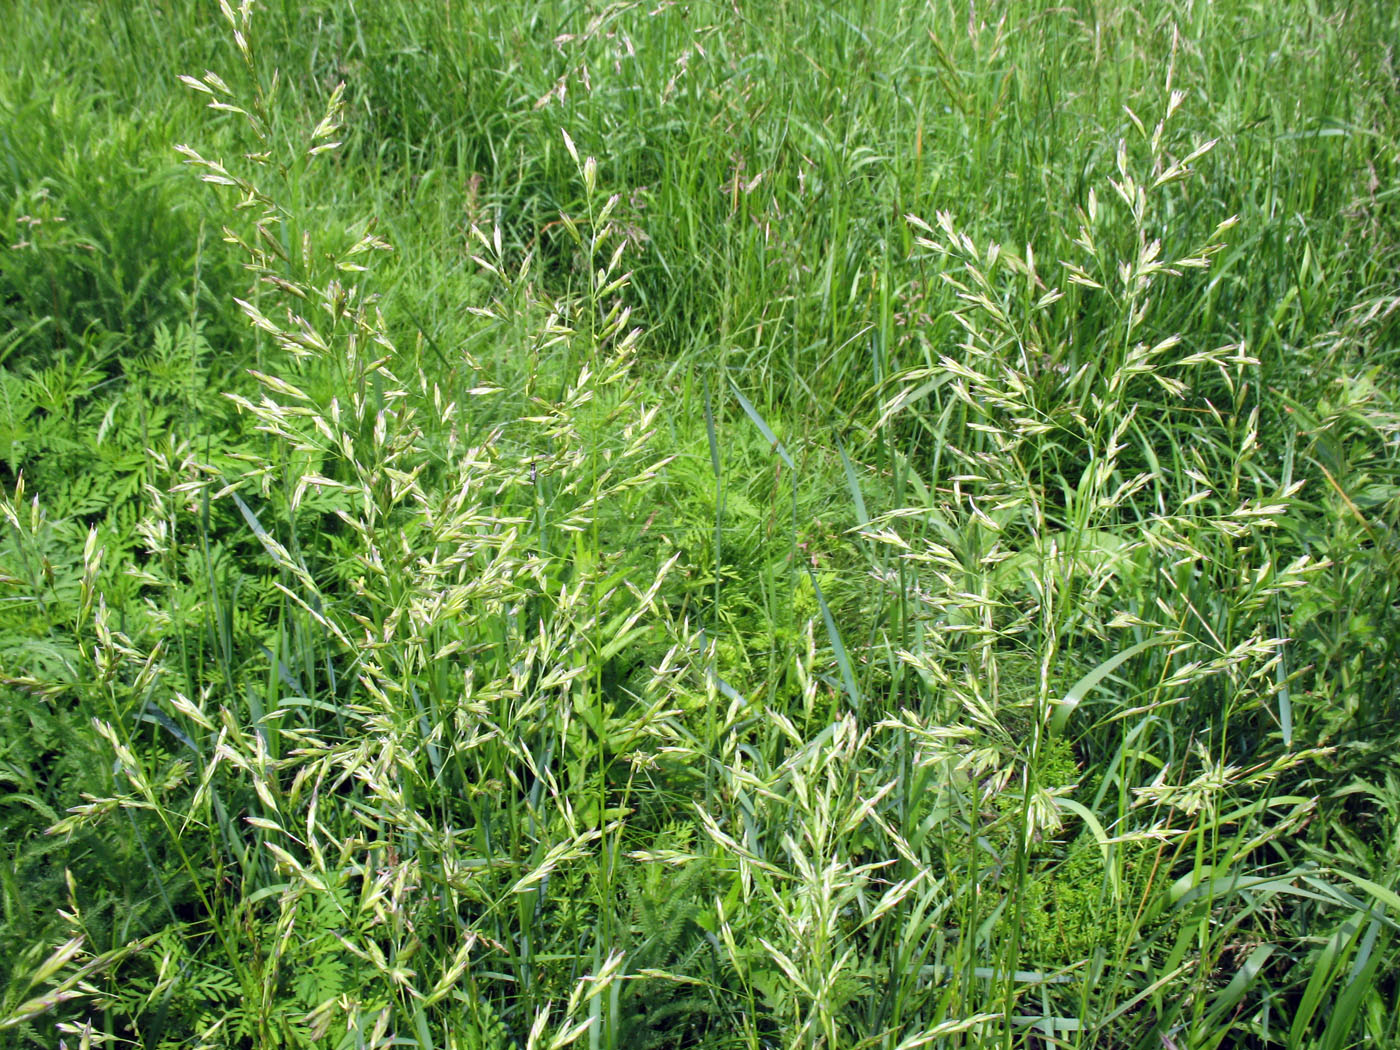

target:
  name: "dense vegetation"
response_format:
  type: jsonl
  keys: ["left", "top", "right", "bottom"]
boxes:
{"left": 2, "top": 1, "right": 1398, "bottom": 1047}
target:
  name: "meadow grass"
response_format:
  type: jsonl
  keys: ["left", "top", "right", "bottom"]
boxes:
{"left": 1, "top": 1, "right": 1398, "bottom": 1047}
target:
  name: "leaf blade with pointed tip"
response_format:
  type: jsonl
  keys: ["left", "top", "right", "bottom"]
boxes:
{"left": 1050, "top": 638, "right": 1160, "bottom": 736}
{"left": 728, "top": 377, "right": 793, "bottom": 468}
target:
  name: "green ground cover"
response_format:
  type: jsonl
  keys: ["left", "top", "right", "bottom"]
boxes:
{"left": 1, "top": 1, "right": 1398, "bottom": 1046}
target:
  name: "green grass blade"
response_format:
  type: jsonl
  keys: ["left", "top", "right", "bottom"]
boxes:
{"left": 728, "top": 376, "right": 793, "bottom": 469}
{"left": 808, "top": 568, "right": 860, "bottom": 713}
{"left": 1050, "top": 638, "right": 1160, "bottom": 736}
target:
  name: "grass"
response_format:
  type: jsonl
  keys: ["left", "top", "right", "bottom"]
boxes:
{"left": 1, "top": 0, "right": 1399, "bottom": 1047}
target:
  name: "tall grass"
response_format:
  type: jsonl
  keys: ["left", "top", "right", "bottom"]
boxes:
{"left": 1, "top": 1, "right": 1398, "bottom": 1048}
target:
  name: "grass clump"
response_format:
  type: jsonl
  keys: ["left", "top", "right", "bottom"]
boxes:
{"left": 2, "top": 1, "right": 1399, "bottom": 1048}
